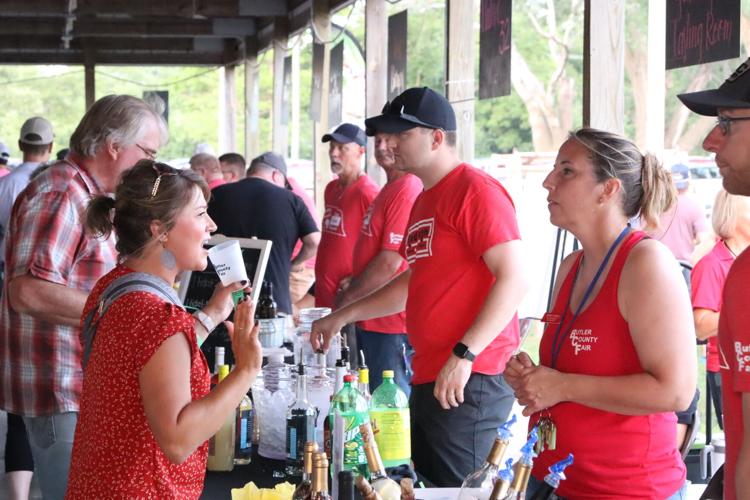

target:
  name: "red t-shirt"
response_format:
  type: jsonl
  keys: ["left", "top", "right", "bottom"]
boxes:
{"left": 401, "top": 164, "right": 520, "bottom": 385}
{"left": 353, "top": 174, "right": 422, "bottom": 333}
{"left": 315, "top": 175, "right": 379, "bottom": 308}
{"left": 691, "top": 240, "right": 734, "bottom": 372}
{"left": 718, "top": 246, "right": 750, "bottom": 500}
{"left": 531, "top": 232, "right": 685, "bottom": 498}
{"left": 67, "top": 266, "right": 211, "bottom": 499}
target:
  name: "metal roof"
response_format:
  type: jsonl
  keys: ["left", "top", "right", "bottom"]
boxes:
{"left": 0, "top": 0, "right": 352, "bottom": 66}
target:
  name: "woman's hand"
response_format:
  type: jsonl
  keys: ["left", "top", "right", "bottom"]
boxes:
{"left": 225, "top": 297, "right": 262, "bottom": 376}
{"left": 203, "top": 280, "right": 249, "bottom": 322}
{"left": 503, "top": 351, "right": 536, "bottom": 392}
{"left": 511, "top": 364, "right": 567, "bottom": 416}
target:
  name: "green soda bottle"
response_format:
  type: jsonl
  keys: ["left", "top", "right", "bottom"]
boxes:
{"left": 369, "top": 370, "right": 411, "bottom": 468}
{"left": 329, "top": 374, "right": 369, "bottom": 477}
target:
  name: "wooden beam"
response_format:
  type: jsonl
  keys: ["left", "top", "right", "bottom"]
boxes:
{"left": 583, "top": 0, "right": 625, "bottom": 133}
{"left": 312, "top": 0, "right": 332, "bottom": 218}
{"left": 445, "top": 0, "right": 475, "bottom": 162}
{"left": 272, "top": 18, "right": 289, "bottom": 155}
{"left": 291, "top": 41, "right": 301, "bottom": 160}
{"left": 244, "top": 38, "right": 260, "bottom": 162}
{"left": 645, "top": 0, "right": 665, "bottom": 155}
{"left": 0, "top": 50, "right": 235, "bottom": 66}
{"left": 84, "top": 57, "right": 95, "bottom": 110}
{"left": 75, "top": 0, "right": 286, "bottom": 18}
{"left": 223, "top": 64, "right": 238, "bottom": 153}
{"left": 364, "top": 0, "right": 387, "bottom": 186}
{"left": 0, "top": 0, "right": 66, "bottom": 16}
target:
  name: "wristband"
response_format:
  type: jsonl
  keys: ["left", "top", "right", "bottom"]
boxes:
{"left": 193, "top": 309, "right": 216, "bottom": 334}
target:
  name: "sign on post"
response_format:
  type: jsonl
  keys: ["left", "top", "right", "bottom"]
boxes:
{"left": 479, "top": 0, "right": 512, "bottom": 99}
{"left": 388, "top": 10, "right": 408, "bottom": 101}
{"left": 666, "top": 0, "right": 740, "bottom": 70}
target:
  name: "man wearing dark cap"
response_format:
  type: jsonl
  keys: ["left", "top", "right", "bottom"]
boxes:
{"left": 315, "top": 123, "right": 379, "bottom": 311}
{"left": 311, "top": 88, "right": 528, "bottom": 486}
{"left": 678, "top": 57, "right": 750, "bottom": 499}
{"left": 208, "top": 151, "right": 320, "bottom": 315}
{"left": 0, "top": 141, "right": 11, "bottom": 176}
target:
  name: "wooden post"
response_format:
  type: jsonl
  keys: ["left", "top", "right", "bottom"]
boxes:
{"left": 245, "top": 38, "right": 260, "bottom": 163}
{"left": 445, "top": 0, "right": 475, "bottom": 162}
{"left": 365, "top": 0, "right": 387, "bottom": 186}
{"left": 291, "top": 41, "right": 301, "bottom": 161}
{"left": 272, "top": 19, "right": 289, "bottom": 156}
{"left": 224, "top": 64, "right": 237, "bottom": 153}
{"left": 583, "top": 0, "right": 625, "bottom": 133}
{"left": 645, "top": 0, "right": 665, "bottom": 156}
{"left": 84, "top": 59, "right": 95, "bottom": 110}
{"left": 313, "top": 0, "right": 332, "bottom": 219}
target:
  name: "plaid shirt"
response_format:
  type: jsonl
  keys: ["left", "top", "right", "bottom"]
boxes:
{"left": 0, "top": 159, "right": 116, "bottom": 416}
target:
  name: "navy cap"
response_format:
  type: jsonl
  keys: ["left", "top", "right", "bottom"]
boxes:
{"left": 364, "top": 87, "right": 457, "bottom": 136}
{"left": 321, "top": 123, "right": 366, "bottom": 146}
{"left": 671, "top": 163, "right": 690, "bottom": 190}
{"left": 678, "top": 57, "right": 750, "bottom": 116}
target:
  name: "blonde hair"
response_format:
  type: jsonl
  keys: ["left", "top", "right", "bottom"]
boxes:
{"left": 712, "top": 189, "right": 749, "bottom": 239}
{"left": 569, "top": 128, "right": 676, "bottom": 230}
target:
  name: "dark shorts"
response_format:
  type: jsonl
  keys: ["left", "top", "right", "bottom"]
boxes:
{"left": 410, "top": 372, "right": 515, "bottom": 487}
{"left": 675, "top": 389, "right": 700, "bottom": 425}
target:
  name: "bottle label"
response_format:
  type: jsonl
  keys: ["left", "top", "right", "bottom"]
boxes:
{"left": 370, "top": 409, "right": 411, "bottom": 461}
{"left": 239, "top": 410, "right": 252, "bottom": 450}
{"left": 287, "top": 410, "right": 316, "bottom": 463}
{"left": 334, "top": 413, "right": 368, "bottom": 473}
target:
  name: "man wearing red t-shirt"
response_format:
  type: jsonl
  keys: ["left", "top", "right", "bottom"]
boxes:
{"left": 679, "top": 58, "right": 750, "bottom": 499}
{"left": 311, "top": 88, "right": 527, "bottom": 486}
{"left": 336, "top": 131, "right": 422, "bottom": 395}
{"left": 315, "top": 123, "right": 379, "bottom": 310}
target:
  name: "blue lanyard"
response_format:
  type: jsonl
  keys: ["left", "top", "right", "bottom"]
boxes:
{"left": 549, "top": 226, "right": 631, "bottom": 368}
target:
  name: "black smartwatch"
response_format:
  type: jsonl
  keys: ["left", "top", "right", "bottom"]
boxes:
{"left": 452, "top": 342, "right": 476, "bottom": 362}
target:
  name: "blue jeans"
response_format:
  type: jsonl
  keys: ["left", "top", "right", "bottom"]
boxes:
{"left": 23, "top": 412, "right": 77, "bottom": 500}
{"left": 355, "top": 327, "right": 413, "bottom": 396}
{"left": 525, "top": 475, "right": 688, "bottom": 499}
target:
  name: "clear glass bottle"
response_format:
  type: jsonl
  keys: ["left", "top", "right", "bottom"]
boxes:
{"left": 207, "top": 365, "right": 236, "bottom": 471}
{"left": 369, "top": 370, "right": 411, "bottom": 468}
{"left": 499, "top": 428, "right": 538, "bottom": 500}
{"left": 286, "top": 364, "right": 319, "bottom": 476}
{"left": 528, "top": 454, "right": 574, "bottom": 500}
{"left": 329, "top": 375, "right": 369, "bottom": 477}
{"left": 457, "top": 414, "right": 517, "bottom": 500}
{"left": 234, "top": 389, "right": 253, "bottom": 464}
{"left": 292, "top": 441, "right": 319, "bottom": 500}
{"left": 360, "top": 422, "right": 401, "bottom": 500}
{"left": 357, "top": 366, "right": 371, "bottom": 403}
{"left": 488, "top": 459, "right": 515, "bottom": 500}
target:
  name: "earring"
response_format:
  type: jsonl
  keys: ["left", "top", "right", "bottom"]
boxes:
{"left": 159, "top": 236, "right": 176, "bottom": 270}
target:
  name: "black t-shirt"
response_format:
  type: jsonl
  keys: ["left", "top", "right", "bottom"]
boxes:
{"left": 208, "top": 178, "right": 318, "bottom": 314}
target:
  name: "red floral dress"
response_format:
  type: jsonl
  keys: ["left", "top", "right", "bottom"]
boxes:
{"left": 66, "top": 266, "right": 211, "bottom": 499}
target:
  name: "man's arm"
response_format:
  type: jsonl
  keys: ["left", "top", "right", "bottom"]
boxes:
{"left": 291, "top": 231, "right": 320, "bottom": 270}
{"left": 8, "top": 274, "right": 88, "bottom": 326}
{"left": 434, "top": 240, "right": 528, "bottom": 409}
{"left": 736, "top": 393, "right": 750, "bottom": 497}
{"left": 336, "top": 249, "right": 403, "bottom": 308}
{"left": 693, "top": 307, "right": 719, "bottom": 341}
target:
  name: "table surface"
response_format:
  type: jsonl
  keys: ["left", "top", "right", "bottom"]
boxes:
{"left": 202, "top": 451, "right": 290, "bottom": 499}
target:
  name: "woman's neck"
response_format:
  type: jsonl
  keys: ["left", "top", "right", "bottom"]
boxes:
{"left": 572, "top": 215, "right": 630, "bottom": 265}
{"left": 123, "top": 250, "right": 178, "bottom": 286}
{"left": 725, "top": 234, "right": 750, "bottom": 257}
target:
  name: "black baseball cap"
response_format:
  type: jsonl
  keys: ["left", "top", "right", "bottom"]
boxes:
{"left": 321, "top": 123, "right": 366, "bottom": 146}
{"left": 678, "top": 57, "right": 750, "bottom": 116}
{"left": 364, "top": 87, "right": 457, "bottom": 136}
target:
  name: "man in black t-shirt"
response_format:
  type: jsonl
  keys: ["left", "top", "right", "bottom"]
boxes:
{"left": 209, "top": 151, "right": 320, "bottom": 314}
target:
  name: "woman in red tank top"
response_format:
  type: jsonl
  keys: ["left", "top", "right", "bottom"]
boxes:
{"left": 505, "top": 129, "right": 697, "bottom": 498}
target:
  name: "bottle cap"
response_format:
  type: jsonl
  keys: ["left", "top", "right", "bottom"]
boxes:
{"left": 497, "top": 413, "right": 517, "bottom": 441}
{"left": 218, "top": 364, "right": 230, "bottom": 382}
{"left": 343, "top": 374, "right": 355, "bottom": 383}
{"left": 358, "top": 368, "right": 369, "bottom": 384}
{"left": 382, "top": 370, "right": 394, "bottom": 378}
{"left": 498, "top": 458, "right": 515, "bottom": 482}
{"left": 544, "top": 453, "right": 574, "bottom": 488}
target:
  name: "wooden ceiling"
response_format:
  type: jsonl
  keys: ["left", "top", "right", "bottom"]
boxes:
{"left": 0, "top": 0, "right": 352, "bottom": 66}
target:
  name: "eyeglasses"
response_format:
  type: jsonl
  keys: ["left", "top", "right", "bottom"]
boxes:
{"left": 136, "top": 143, "right": 158, "bottom": 161}
{"left": 716, "top": 115, "right": 750, "bottom": 135}
{"left": 150, "top": 162, "right": 179, "bottom": 198}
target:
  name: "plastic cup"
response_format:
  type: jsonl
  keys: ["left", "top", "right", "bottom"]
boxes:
{"left": 207, "top": 240, "right": 249, "bottom": 286}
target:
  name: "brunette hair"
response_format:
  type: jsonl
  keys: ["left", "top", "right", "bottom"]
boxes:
{"left": 569, "top": 128, "right": 676, "bottom": 230}
{"left": 86, "top": 160, "right": 209, "bottom": 258}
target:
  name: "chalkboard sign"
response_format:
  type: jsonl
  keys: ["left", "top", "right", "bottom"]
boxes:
{"left": 479, "top": 0, "right": 512, "bottom": 99}
{"left": 388, "top": 10, "right": 408, "bottom": 101}
{"left": 177, "top": 234, "right": 272, "bottom": 312}
{"left": 310, "top": 42, "right": 324, "bottom": 121}
{"left": 666, "top": 0, "right": 740, "bottom": 70}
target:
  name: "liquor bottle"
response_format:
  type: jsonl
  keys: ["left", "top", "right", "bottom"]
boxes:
{"left": 488, "top": 459, "right": 514, "bottom": 500}
{"left": 234, "top": 389, "right": 253, "bottom": 464}
{"left": 369, "top": 370, "right": 411, "bottom": 468}
{"left": 358, "top": 366, "right": 371, "bottom": 403}
{"left": 210, "top": 346, "right": 225, "bottom": 387}
{"left": 207, "top": 365, "right": 236, "bottom": 471}
{"left": 329, "top": 374, "right": 369, "bottom": 477}
{"left": 323, "top": 395, "right": 334, "bottom": 461}
{"left": 359, "top": 422, "right": 401, "bottom": 500}
{"left": 312, "top": 452, "right": 332, "bottom": 500}
{"left": 457, "top": 414, "right": 517, "bottom": 500}
{"left": 528, "top": 454, "right": 574, "bottom": 500}
{"left": 333, "top": 357, "right": 348, "bottom": 396}
{"left": 287, "top": 364, "right": 319, "bottom": 476}
{"left": 400, "top": 478, "right": 415, "bottom": 500}
{"left": 498, "top": 428, "right": 538, "bottom": 500}
{"left": 292, "top": 441, "right": 319, "bottom": 500}
{"left": 256, "top": 280, "right": 278, "bottom": 319}
{"left": 337, "top": 470, "right": 355, "bottom": 500}
{"left": 355, "top": 475, "right": 384, "bottom": 500}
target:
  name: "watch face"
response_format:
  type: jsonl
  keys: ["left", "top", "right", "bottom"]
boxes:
{"left": 454, "top": 343, "right": 468, "bottom": 357}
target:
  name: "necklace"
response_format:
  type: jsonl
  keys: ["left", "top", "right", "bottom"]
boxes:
{"left": 724, "top": 240, "right": 738, "bottom": 258}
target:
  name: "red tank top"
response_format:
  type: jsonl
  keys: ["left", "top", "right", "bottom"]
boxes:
{"left": 531, "top": 231, "right": 685, "bottom": 498}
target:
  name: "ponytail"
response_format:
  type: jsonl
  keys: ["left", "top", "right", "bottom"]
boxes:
{"left": 638, "top": 153, "right": 676, "bottom": 232}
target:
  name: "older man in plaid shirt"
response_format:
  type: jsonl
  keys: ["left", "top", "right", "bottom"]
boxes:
{"left": 0, "top": 94, "right": 167, "bottom": 499}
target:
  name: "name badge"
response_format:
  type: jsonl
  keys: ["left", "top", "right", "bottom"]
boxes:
{"left": 541, "top": 312, "right": 561, "bottom": 325}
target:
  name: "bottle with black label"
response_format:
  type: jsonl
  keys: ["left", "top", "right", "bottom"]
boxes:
{"left": 256, "top": 280, "right": 278, "bottom": 319}
{"left": 286, "top": 364, "right": 318, "bottom": 476}
{"left": 234, "top": 389, "right": 253, "bottom": 465}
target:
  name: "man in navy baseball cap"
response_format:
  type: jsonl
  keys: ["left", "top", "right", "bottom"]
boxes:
{"left": 321, "top": 123, "right": 366, "bottom": 146}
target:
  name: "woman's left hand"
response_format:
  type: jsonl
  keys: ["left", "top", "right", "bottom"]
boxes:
{"left": 512, "top": 364, "right": 567, "bottom": 416}
{"left": 204, "top": 280, "right": 250, "bottom": 321}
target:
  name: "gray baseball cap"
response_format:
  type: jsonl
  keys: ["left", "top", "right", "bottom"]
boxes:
{"left": 19, "top": 116, "right": 54, "bottom": 145}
